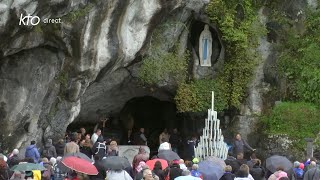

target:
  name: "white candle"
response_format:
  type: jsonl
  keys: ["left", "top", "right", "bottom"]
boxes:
{"left": 210, "top": 118, "right": 213, "bottom": 140}
{"left": 205, "top": 118, "right": 207, "bottom": 130}
{"left": 214, "top": 119, "right": 217, "bottom": 142}
{"left": 212, "top": 91, "right": 214, "bottom": 111}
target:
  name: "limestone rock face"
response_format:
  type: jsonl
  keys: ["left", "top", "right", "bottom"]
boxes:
{"left": 0, "top": 48, "right": 63, "bottom": 150}
{"left": 0, "top": 0, "right": 209, "bottom": 151}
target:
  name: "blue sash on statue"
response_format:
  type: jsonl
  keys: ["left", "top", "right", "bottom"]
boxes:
{"left": 202, "top": 39, "right": 208, "bottom": 62}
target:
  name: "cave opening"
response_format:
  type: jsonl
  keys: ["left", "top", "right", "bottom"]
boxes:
{"left": 118, "top": 96, "right": 178, "bottom": 150}
{"left": 68, "top": 96, "right": 182, "bottom": 150}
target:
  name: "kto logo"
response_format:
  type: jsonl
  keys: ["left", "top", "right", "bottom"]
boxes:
{"left": 19, "top": 14, "right": 40, "bottom": 26}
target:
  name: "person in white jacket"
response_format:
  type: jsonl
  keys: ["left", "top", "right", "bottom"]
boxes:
{"left": 106, "top": 169, "right": 133, "bottom": 180}
{"left": 91, "top": 129, "right": 102, "bottom": 144}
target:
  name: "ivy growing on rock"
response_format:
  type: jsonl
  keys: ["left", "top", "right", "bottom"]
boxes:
{"left": 277, "top": 9, "right": 320, "bottom": 105}
{"left": 138, "top": 20, "right": 189, "bottom": 86}
{"left": 178, "top": 0, "right": 265, "bottom": 111}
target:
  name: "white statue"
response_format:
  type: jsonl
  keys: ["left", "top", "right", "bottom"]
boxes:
{"left": 199, "top": 25, "right": 212, "bottom": 67}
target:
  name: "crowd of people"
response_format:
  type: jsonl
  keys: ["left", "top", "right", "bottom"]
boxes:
{"left": 0, "top": 127, "right": 319, "bottom": 180}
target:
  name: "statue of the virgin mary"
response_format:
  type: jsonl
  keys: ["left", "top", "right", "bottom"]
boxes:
{"left": 199, "top": 25, "right": 212, "bottom": 67}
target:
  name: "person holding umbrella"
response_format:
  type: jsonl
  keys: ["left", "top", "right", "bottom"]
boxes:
{"left": 60, "top": 153, "right": 98, "bottom": 180}
{"left": 11, "top": 162, "right": 47, "bottom": 180}
{"left": 89, "top": 155, "right": 106, "bottom": 180}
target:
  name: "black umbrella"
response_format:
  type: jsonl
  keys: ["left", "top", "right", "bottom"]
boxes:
{"left": 102, "top": 156, "right": 131, "bottom": 170}
{"left": 157, "top": 150, "right": 180, "bottom": 161}
{"left": 56, "top": 161, "right": 72, "bottom": 173}
{"left": 62, "top": 152, "right": 93, "bottom": 162}
{"left": 266, "top": 155, "right": 292, "bottom": 173}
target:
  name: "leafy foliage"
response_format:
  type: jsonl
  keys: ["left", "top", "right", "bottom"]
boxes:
{"left": 205, "top": 0, "right": 266, "bottom": 109}
{"left": 175, "top": 79, "right": 228, "bottom": 112}
{"left": 261, "top": 102, "right": 320, "bottom": 149}
{"left": 277, "top": 9, "right": 320, "bottom": 105}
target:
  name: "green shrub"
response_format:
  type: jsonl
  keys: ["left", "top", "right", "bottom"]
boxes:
{"left": 261, "top": 102, "right": 320, "bottom": 150}
{"left": 175, "top": 79, "right": 228, "bottom": 112}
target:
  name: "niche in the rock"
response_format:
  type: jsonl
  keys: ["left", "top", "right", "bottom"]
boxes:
{"left": 190, "top": 21, "right": 221, "bottom": 65}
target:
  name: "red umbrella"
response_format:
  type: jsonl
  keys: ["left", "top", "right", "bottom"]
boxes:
{"left": 146, "top": 159, "right": 168, "bottom": 170}
{"left": 61, "top": 156, "right": 98, "bottom": 175}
